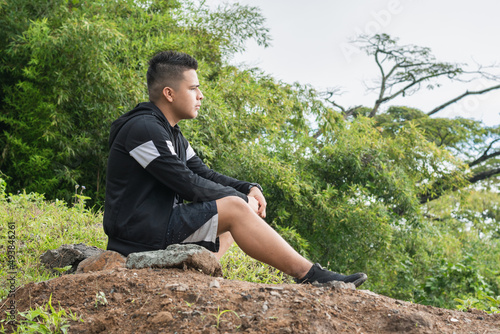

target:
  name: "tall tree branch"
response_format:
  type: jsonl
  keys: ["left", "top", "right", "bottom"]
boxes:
{"left": 468, "top": 167, "right": 500, "bottom": 184}
{"left": 427, "top": 84, "right": 500, "bottom": 116}
{"left": 419, "top": 167, "right": 500, "bottom": 203}
{"left": 468, "top": 138, "right": 500, "bottom": 167}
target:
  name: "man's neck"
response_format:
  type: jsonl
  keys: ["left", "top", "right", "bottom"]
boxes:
{"left": 152, "top": 101, "right": 178, "bottom": 127}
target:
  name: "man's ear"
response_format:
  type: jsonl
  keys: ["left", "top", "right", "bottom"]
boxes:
{"left": 162, "top": 87, "right": 175, "bottom": 103}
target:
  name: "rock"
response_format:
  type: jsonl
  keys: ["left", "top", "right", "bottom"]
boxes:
{"left": 165, "top": 283, "right": 189, "bottom": 292}
{"left": 209, "top": 280, "right": 220, "bottom": 288}
{"left": 262, "top": 301, "right": 269, "bottom": 313}
{"left": 312, "top": 280, "right": 356, "bottom": 290}
{"left": 151, "top": 311, "right": 174, "bottom": 324}
{"left": 40, "top": 243, "right": 105, "bottom": 274}
{"left": 386, "top": 311, "right": 433, "bottom": 331}
{"left": 126, "top": 244, "right": 222, "bottom": 277}
{"left": 75, "top": 251, "right": 126, "bottom": 274}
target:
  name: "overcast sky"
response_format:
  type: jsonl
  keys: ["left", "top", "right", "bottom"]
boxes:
{"left": 205, "top": 0, "right": 500, "bottom": 126}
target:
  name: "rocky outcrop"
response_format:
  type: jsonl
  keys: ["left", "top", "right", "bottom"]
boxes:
{"left": 126, "top": 244, "right": 223, "bottom": 276}
{"left": 76, "top": 250, "right": 126, "bottom": 274}
{"left": 40, "top": 243, "right": 105, "bottom": 273}
{"left": 41, "top": 243, "right": 222, "bottom": 277}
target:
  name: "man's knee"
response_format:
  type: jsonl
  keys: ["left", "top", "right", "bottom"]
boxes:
{"left": 216, "top": 196, "right": 248, "bottom": 211}
{"left": 216, "top": 196, "right": 252, "bottom": 220}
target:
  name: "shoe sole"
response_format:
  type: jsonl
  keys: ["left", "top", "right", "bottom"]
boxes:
{"left": 352, "top": 273, "right": 368, "bottom": 287}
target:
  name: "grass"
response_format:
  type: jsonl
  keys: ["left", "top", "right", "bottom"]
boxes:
{"left": 219, "top": 244, "right": 293, "bottom": 284}
{"left": 0, "top": 190, "right": 106, "bottom": 300}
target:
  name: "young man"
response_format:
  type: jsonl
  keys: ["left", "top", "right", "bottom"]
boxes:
{"left": 103, "top": 51, "right": 367, "bottom": 286}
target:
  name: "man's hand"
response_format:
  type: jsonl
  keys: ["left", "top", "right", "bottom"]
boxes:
{"left": 248, "top": 186, "right": 267, "bottom": 218}
{"left": 248, "top": 196, "right": 259, "bottom": 214}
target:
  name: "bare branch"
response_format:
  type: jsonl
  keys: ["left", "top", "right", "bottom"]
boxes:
{"left": 419, "top": 167, "right": 500, "bottom": 203}
{"left": 468, "top": 138, "right": 500, "bottom": 167}
{"left": 468, "top": 167, "right": 500, "bottom": 184}
{"left": 343, "top": 105, "right": 363, "bottom": 120}
{"left": 427, "top": 84, "right": 500, "bottom": 116}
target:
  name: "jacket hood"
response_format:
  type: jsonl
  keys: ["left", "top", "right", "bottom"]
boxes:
{"left": 108, "top": 102, "right": 164, "bottom": 148}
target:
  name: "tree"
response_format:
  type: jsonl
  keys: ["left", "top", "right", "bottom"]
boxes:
{"left": 0, "top": 0, "right": 270, "bottom": 204}
{"left": 375, "top": 106, "right": 500, "bottom": 202}
{"left": 353, "top": 34, "right": 500, "bottom": 118}
{"left": 322, "top": 34, "right": 500, "bottom": 198}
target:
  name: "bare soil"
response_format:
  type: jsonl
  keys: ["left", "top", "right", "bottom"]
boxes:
{"left": 3, "top": 267, "right": 500, "bottom": 333}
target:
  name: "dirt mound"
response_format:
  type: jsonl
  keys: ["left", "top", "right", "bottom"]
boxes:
{"left": 3, "top": 268, "right": 500, "bottom": 333}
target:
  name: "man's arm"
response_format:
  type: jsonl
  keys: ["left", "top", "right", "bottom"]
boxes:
{"left": 185, "top": 144, "right": 266, "bottom": 217}
{"left": 185, "top": 152, "right": 261, "bottom": 192}
{"left": 126, "top": 115, "right": 248, "bottom": 203}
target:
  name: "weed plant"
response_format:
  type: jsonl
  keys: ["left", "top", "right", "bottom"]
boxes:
{"left": 219, "top": 244, "right": 293, "bottom": 284}
{"left": 0, "top": 294, "right": 82, "bottom": 334}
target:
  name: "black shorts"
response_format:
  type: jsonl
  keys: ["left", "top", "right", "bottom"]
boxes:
{"left": 166, "top": 200, "right": 219, "bottom": 252}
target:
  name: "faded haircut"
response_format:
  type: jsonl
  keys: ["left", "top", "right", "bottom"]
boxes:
{"left": 147, "top": 51, "right": 198, "bottom": 102}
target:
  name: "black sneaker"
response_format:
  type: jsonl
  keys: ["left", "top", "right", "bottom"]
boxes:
{"left": 295, "top": 263, "right": 367, "bottom": 287}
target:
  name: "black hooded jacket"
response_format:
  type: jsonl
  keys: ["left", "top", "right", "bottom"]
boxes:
{"left": 103, "top": 102, "right": 256, "bottom": 256}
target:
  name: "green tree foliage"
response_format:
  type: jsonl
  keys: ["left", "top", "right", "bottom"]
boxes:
{"left": 0, "top": 0, "right": 270, "bottom": 203}
{"left": 376, "top": 106, "right": 500, "bottom": 201}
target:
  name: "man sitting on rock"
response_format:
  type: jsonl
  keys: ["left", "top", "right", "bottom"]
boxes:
{"left": 103, "top": 51, "right": 367, "bottom": 287}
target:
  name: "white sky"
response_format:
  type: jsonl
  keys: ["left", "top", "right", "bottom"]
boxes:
{"left": 205, "top": 0, "right": 500, "bottom": 126}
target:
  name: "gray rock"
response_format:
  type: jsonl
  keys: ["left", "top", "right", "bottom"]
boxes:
{"left": 126, "top": 244, "right": 222, "bottom": 277}
{"left": 311, "top": 280, "right": 356, "bottom": 290}
{"left": 209, "top": 280, "right": 220, "bottom": 288}
{"left": 40, "top": 243, "right": 105, "bottom": 274}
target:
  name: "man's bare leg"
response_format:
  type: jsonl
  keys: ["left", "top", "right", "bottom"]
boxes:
{"left": 213, "top": 231, "right": 234, "bottom": 261}
{"left": 215, "top": 196, "right": 312, "bottom": 279}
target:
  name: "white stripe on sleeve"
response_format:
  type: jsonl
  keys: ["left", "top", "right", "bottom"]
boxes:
{"left": 166, "top": 140, "right": 177, "bottom": 156}
{"left": 129, "top": 140, "right": 160, "bottom": 168}
{"left": 186, "top": 143, "right": 196, "bottom": 161}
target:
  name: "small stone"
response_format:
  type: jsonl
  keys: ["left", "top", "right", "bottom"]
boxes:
{"left": 262, "top": 301, "right": 269, "bottom": 313}
{"left": 112, "top": 293, "right": 123, "bottom": 302}
{"left": 175, "top": 283, "right": 189, "bottom": 292}
{"left": 450, "top": 318, "right": 459, "bottom": 322}
{"left": 209, "top": 280, "right": 220, "bottom": 288}
{"left": 242, "top": 294, "right": 252, "bottom": 301}
{"left": 312, "top": 280, "right": 356, "bottom": 290}
{"left": 151, "top": 311, "right": 174, "bottom": 324}
{"left": 260, "top": 286, "right": 284, "bottom": 291}
{"left": 76, "top": 251, "right": 126, "bottom": 274}
{"left": 165, "top": 283, "right": 189, "bottom": 291}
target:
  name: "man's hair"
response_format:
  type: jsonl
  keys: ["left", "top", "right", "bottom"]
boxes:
{"left": 147, "top": 51, "right": 198, "bottom": 102}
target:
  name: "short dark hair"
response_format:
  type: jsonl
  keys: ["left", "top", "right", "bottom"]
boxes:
{"left": 147, "top": 51, "right": 198, "bottom": 102}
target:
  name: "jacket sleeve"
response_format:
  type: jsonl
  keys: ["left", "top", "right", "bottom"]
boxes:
{"left": 184, "top": 141, "right": 254, "bottom": 195}
{"left": 125, "top": 115, "right": 248, "bottom": 203}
